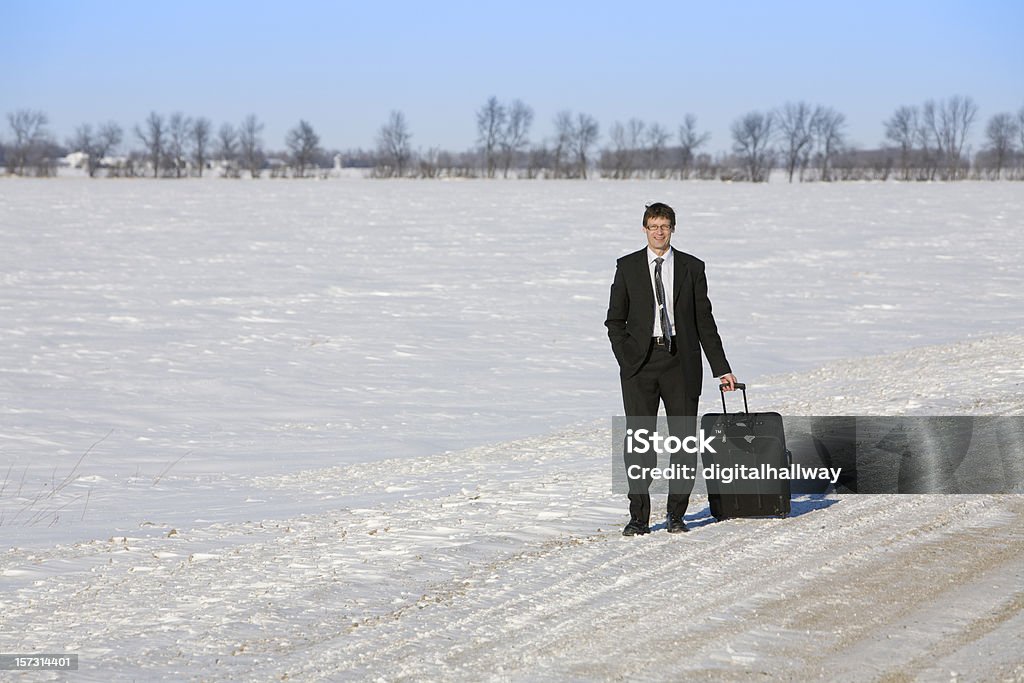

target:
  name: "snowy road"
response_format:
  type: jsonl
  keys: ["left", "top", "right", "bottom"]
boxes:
{"left": 2, "top": 451, "right": 1021, "bottom": 680}
{"left": 3, "top": 332, "right": 1023, "bottom": 680}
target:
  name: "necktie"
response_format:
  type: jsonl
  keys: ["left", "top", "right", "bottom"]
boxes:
{"left": 655, "top": 257, "right": 672, "bottom": 352}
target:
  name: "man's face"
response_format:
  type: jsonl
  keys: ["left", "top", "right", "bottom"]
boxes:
{"left": 644, "top": 217, "right": 674, "bottom": 252}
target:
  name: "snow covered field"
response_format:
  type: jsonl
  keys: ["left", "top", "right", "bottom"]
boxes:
{"left": 1, "top": 177, "right": 1022, "bottom": 680}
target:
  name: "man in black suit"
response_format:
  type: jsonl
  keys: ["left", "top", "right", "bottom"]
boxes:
{"left": 606, "top": 202, "right": 738, "bottom": 536}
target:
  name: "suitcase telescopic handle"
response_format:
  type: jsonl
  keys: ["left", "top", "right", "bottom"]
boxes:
{"left": 719, "top": 382, "right": 749, "bottom": 414}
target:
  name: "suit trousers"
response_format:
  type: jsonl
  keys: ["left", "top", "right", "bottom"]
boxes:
{"left": 621, "top": 338, "right": 699, "bottom": 525}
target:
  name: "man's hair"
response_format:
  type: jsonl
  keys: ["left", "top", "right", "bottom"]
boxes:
{"left": 643, "top": 202, "right": 676, "bottom": 229}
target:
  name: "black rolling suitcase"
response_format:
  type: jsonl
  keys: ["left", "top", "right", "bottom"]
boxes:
{"left": 700, "top": 383, "right": 791, "bottom": 520}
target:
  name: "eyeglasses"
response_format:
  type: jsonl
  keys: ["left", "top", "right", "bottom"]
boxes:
{"left": 645, "top": 224, "right": 672, "bottom": 233}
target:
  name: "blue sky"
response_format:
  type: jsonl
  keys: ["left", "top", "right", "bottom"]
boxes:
{"left": 3, "top": 0, "right": 1022, "bottom": 155}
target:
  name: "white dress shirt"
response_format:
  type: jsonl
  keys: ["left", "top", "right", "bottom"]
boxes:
{"left": 647, "top": 246, "right": 674, "bottom": 337}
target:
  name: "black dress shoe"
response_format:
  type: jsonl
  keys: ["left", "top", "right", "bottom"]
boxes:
{"left": 666, "top": 517, "right": 689, "bottom": 534}
{"left": 622, "top": 521, "right": 651, "bottom": 536}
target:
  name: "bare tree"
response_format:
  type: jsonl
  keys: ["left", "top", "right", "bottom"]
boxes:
{"left": 69, "top": 129, "right": 91, "bottom": 175}
{"left": 376, "top": 110, "right": 413, "bottom": 177}
{"left": 645, "top": 122, "right": 670, "bottom": 178}
{"left": 476, "top": 96, "right": 506, "bottom": 178}
{"left": 6, "top": 109, "right": 51, "bottom": 175}
{"left": 921, "top": 97, "right": 974, "bottom": 181}
{"left": 98, "top": 122, "right": 123, "bottom": 163}
{"left": 69, "top": 124, "right": 96, "bottom": 174}
{"left": 922, "top": 99, "right": 942, "bottom": 178}
{"left": 777, "top": 102, "right": 815, "bottom": 183}
{"left": 929, "top": 95, "right": 977, "bottom": 180}
{"left": 812, "top": 107, "right": 845, "bottom": 182}
{"left": 499, "top": 99, "right": 533, "bottom": 178}
{"left": 884, "top": 105, "right": 918, "bottom": 180}
{"left": 166, "top": 112, "right": 192, "bottom": 178}
{"left": 191, "top": 117, "right": 212, "bottom": 177}
{"left": 983, "top": 113, "right": 1018, "bottom": 179}
{"left": 572, "top": 112, "right": 599, "bottom": 179}
{"left": 552, "top": 110, "right": 574, "bottom": 178}
{"left": 238, "top": 114, "right": 264, "bottom": 178}
{"left": 69, "top": 121, "right": 122, "bottom": 177}
{"left": 731, "top": 110, "right": 774, "bottom": 182}
{"left": 917, "top": 102, "right": 940, "bottom": 180}
{"left": 135, "top": 111, "right": 165, "bottom": 178}
{"left": 604, "top": 119, "right": 646, "bottom": 179}
{"left": 217, "top": 123, "right": 237, "bottom": 159}
{"left": 286, "top": 120, "right": 321, "bottom": 177}
{"left": 626, "top": 119, "right": 646, "bottom": 178}
{"left": 678, "top": 114, "right": 709, "bottom": 180}
{"left": 1019, "top": 106, "right": 1024, "bottom": 163}
{"left": 216, "top": 123, "right": 238, "bottom": 176}
{"left": 605, "top": 122, "right": 629, "bottom": 178}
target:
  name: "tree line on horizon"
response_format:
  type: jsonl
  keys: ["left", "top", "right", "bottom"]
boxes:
{"left": 3, "top": 95, "right": 1023, "bottom": 181}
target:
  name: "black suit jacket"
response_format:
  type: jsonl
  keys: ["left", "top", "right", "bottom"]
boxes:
{"left": 605, "top": 247, "right": 731, "bottom": 395}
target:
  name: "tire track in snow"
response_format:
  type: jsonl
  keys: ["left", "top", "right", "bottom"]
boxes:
{"left": 291, "top": 496, "right": 1019, "bottom": 681}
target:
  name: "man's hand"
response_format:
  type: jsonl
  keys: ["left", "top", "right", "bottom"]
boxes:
{"left": 719, "top": 373, "right": 739, "bottom": 391}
